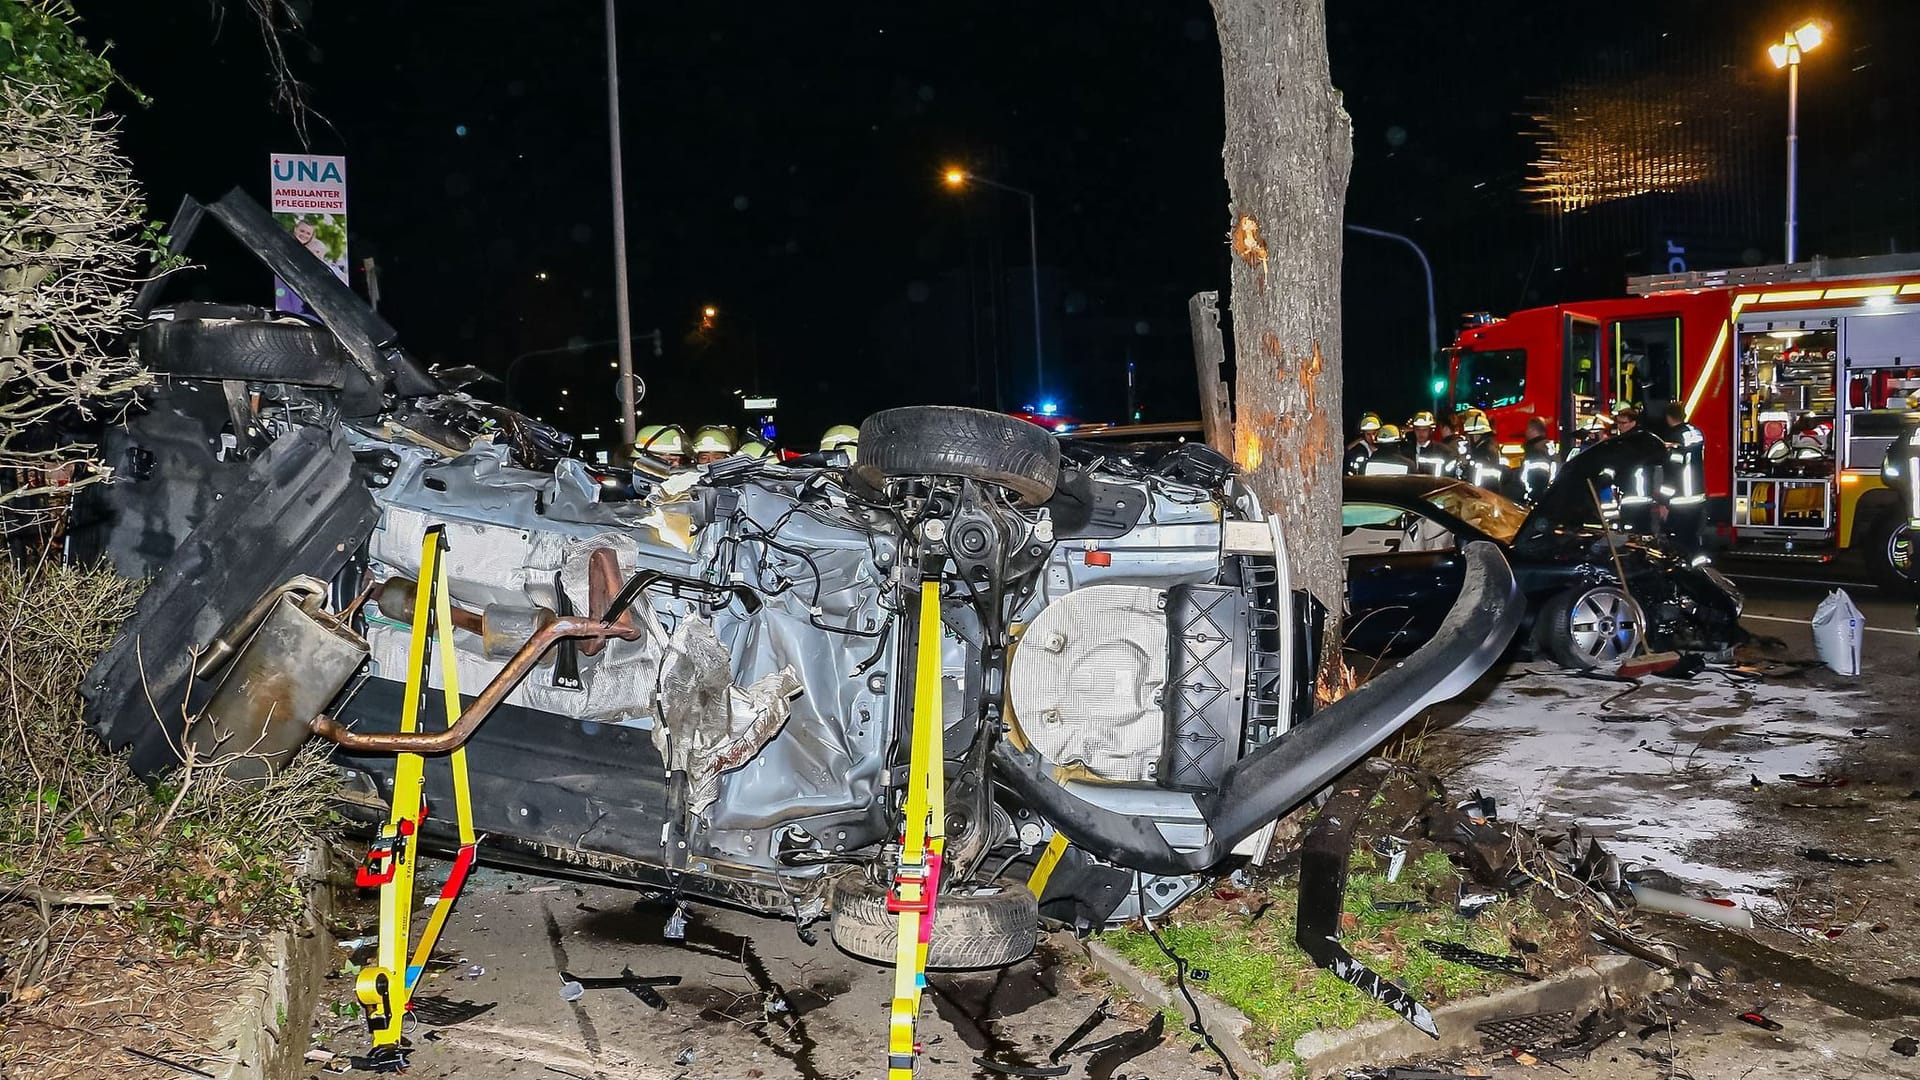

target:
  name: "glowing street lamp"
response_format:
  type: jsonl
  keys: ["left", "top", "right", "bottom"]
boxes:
{"left": 1769, "top": 19, "right": 1828, "bottom": 263}
{"left": 941, "top": 164, "right": 1046, "bottom": 399}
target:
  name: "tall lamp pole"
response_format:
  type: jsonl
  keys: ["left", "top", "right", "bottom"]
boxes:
{"left": 1344, "top": 224, "right": 1438, "bottom": 410}
{"left": 1769, "top": 20, "right": 1827, "bottom": 264}
{"left": 944, "top": 168, "right": 1045, "bottom": 398}
{"left": 604, "top": 0, "right": 639, "bottom": 447}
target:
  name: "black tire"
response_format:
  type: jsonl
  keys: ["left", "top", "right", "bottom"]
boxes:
{"left": 829, "top": 874, "right": 1038, "bottom": 970}
{"left": 162, "top": 302, "right": 274, "bottom": 322}
{"left": 857, "top": 406, "right": 1061, "bottom": 506}
{"left": 1861, "top": 511, "right": 1917, "bottom": 592}
{"left": 1539, "top": 584, "right": 1645, "bottom": 670}
{"left": 139, "top": 316, "right": 350, "bottom": 389}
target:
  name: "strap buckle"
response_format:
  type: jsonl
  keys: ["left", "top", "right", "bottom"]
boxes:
{"left": 354, "top": 819, "right": 416, "bottom": 887}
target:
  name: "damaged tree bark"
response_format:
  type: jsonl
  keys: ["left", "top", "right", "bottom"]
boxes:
{"left": 1210, "top": 0, "right": 1353, "bottom": 693}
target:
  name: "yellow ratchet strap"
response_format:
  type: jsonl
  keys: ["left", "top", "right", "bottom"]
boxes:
{"left": 355, "top": 526, "right": 479, "bottom": 1059}
{"left": 885, "top": 578, "right": 947, "bottom": 1079}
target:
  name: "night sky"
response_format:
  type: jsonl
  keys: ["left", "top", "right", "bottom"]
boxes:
{"left": 79, "top": 1, "right": 1920, "bottom": 446}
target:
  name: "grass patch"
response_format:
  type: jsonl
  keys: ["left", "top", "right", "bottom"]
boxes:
{"left": 0, "top": 561, "right": 339, "bottom": 1076}
{"left": 1107, "top": 847, "right": 1585, "bottom": 1068}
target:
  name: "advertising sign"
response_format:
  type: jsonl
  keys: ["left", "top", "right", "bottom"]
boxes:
{"left": 269, "top": 153, "right": 348, "bottom": 312}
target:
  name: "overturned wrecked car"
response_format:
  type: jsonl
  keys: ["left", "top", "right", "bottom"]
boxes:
{"left": 81, "top": 190, "right": 1520, "bottom": 971}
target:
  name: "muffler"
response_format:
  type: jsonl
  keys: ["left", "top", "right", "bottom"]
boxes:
{"left": 190, "top": 578, "right": 369, "bottom": 779}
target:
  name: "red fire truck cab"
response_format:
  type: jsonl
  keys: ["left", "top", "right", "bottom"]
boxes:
{"left": 1449, "top": 254, "right": 1920, "bottom": 584}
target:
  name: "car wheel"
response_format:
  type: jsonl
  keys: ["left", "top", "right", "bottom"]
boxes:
{"left": 1862, "top": 511, "right": 1916, "bottom": 592}
{"left": 828, "top": 873, "right": 1038, "bottom": 970}
{"left": 1541, "top": 584, "right": 1644, "bottom": 669}
{"left": 856, "top": 405, "right": 1061, "bottom": 506}
{"left": 139, "top": 314, "right": 352, "bottom": 389}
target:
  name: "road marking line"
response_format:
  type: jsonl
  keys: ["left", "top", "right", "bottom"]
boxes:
{"left": 1743, "top": 612, "right": 1919, "bottom": 637}
{"left": 1725, "top": 572, "right": 1881, "bottom": 590}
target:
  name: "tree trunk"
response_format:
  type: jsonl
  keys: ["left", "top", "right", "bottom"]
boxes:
{"left": 1211, "top": 0, "right": 1353, "bottom": 696}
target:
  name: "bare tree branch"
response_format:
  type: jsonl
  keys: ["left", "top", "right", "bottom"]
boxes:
{"left": 0, "top": 78, "right": 151, "bottom": 526}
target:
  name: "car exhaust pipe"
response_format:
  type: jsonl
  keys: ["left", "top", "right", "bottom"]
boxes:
{"left": 308, "top": 615, "right": 641, "bottom": 755}
{"left": 990, "top": 540, "right": 1522, "bottom": 877}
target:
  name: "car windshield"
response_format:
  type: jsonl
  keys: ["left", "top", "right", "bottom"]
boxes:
{"left": 1455, "top": 348, "right": 1526, "bottom": 410}
{"left": 1423, "top": 481, "right": 1525, "bottom": 543}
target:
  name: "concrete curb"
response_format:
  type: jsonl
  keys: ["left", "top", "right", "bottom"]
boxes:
{"left": 1084, "top": 939, "right": 1672, "bottom": 1079}
{"left": 1083, "top": 938, "right": 1267, "bottom": 1080}
{"left": 206, "top": 845, "right": 334, "bottom": 1080}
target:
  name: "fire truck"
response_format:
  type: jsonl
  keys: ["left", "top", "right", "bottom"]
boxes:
{"left": 1448, "top": 253, "right": 1920, "bottom": 585}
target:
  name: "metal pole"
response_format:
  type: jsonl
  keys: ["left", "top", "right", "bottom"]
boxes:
{"left": 1786, "top": 57, "right": 1799, "bottom": 264}
{"left": 1344, "top": 224, "right": 1438, "bottom": 408}
{"left": 1024, "top": 190, "right": 1043, "bottom": 396}
{"left": 604, "top": 0, "right": 638, "bottom": 448}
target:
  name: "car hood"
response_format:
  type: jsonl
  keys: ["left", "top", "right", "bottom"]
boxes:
{"left": 1518, "top": 428, "right": 1668, "bottom": 540}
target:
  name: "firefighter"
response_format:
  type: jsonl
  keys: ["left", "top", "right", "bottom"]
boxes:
{"left": 1362, "top": 423, "right": 1413, "bottom": 475}
{"left": 820, "top": 424, "right": 860, "bottom": 463}
{"left": 1407, "top": 412, "right": 1454, "bottom": 477}
{"left": 1566, "top": 412, "right": 1613, "bottom": 459}
{"left": 1518, "top": 417, "right": 1557, "bottom": 504}
{"left": 1345, "top": 412, "right": 1382, "bottom": 475}
{"left": 636, "top": 424, "right": 689, "bottom": 467}
{"left": 1661, "top": 402, "right": 1707, "bottom": 556}
{"left": 1612, "top": 406, "right": 1658, "bottom": 535}
{"left": 738, "top": 437, "right": 772, "bottom": 460}
{"left": 690, "top": 425, "right": 737, "bottom": 465}
{"left": 1881, "top": 391, "right": 1920, "bottom": 633}
{"left": 1457, "top": 409, "right": 1505, "bottom": 490}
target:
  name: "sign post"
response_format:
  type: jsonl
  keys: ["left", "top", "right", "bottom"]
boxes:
{"left": 269, "top": 153, "right": 349, "bottom": 313}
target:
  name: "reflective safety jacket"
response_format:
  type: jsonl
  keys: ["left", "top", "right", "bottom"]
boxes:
{"left": 1344, "top": 437, "right": 1374, "bottom": 476}
{"left": 1883, "top": 420, "right": 1920, "bottom": 529}
{"left": 1463, "top": 436, "right": 1506, "bottom": 491}
{"left": 1661, "top": 422, "right": 1706, "bottom": 507}
{"left": 1519, "top": 436, "right": 1557, "bottom": 504}
{"left": 1409, "top": 437, "right": 1457, "bottom": 478}
{"left": 1361, "top": 448, "right": 1414, "bottom": 476}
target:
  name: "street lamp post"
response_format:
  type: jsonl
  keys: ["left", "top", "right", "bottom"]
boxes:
{"left": 1344, "top": 224, "right": 1439, "bottom": 410}
{"left": 1769, "top": 20, "right": 1827, "bottom": 264}
{"left": 603, "top": 0, "right": 639, "bottom": 447}
{"left": 944, "top": 168, "right": 1045, "bottom": 399}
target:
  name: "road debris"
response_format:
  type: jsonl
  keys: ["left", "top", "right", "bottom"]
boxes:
{"left": 1627, "top": 883, "right": 1756, "bottom": 929}
{"left": 1797, "top": 847, "right": 1893, "bottom": 866}
{"left": 1299, "top": 763, "right": 1439, "bottom": 1039}
{"left": 1736, "top": 1009, "right": 1783, "bottom": 1031}
{"left": 1419, "top": 939, "right": 1531, "bottom": 977}
{"left": 1894, "top": 1035, "right": 1919, "bottom": 1057}
{"left": 120, "top": 1047, "right": 216, "bottom": 1078}
{"left": 973, "top": 1056, "right": 1071, "bottom": 1077}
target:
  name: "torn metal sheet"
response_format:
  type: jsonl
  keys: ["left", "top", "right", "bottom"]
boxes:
{"left": 1296, "top": 761, "right": 1438, "bottom": 1038}
{"left": 654, "top": 615, "right": 801, "bottom": 817}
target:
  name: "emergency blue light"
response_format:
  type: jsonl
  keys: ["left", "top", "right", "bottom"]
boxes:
{"left": 1039, "top": 400, "right": 1059, "bottom": 417}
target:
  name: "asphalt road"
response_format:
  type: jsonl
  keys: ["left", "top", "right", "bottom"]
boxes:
{"left": 1714, "top": 554, "right": 1916, "bottom": 662}
{"left": 314, "top": 869, "right": 1208, "bottom": 1080}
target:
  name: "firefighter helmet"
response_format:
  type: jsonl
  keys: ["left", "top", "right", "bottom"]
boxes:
{"left": 1408, "top": 411, "right": 1436, "bottom": 429}
{"left": 640, "top": 424, "right": 687, "bottom": 457}
{"left": 1375, "top": 423, "right": 1403, "bottom": 445}
{"left": 1459, "top": 409, "right": 1492, "bottom": 435}
{"left": 690, "top": 425, "right": 737, "bottom": 457}
{"left": 1358, "top": 412, "right": 1382, "bottom": 433}
{"left": 737, "top": 438, "right": 772, "bottom": 460}
{"left": 820, "top": 424, "right": 860, "bottom": 463}
{"left": 1582, "top": 412, "right": 1615, "bottom": 432}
